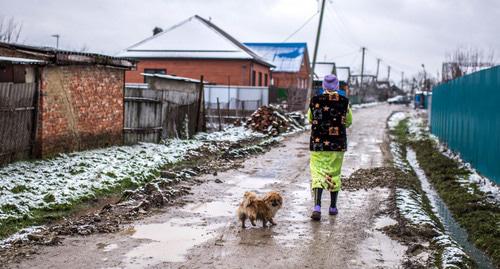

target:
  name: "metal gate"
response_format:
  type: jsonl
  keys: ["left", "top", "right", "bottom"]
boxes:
{"left": 0, "top": 82, "right": 38, "bottom": 165}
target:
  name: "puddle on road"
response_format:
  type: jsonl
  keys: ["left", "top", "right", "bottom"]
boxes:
{"left": 97, "top": 242, "right": 119, "bottom": 252}
{"left": 226, "top": 174, "right": 277, "bottom": 194}
{"left": 123, "top": 172, "right": 280, "bottom": 268}
{"left": 356, "top": 215, "right": 405, "bottom": 269}
{"left": 186, "top": 201, "right": 235, "bottom": 217}
{"left": 124, "top": 219, "right": 225, "bottom": 267}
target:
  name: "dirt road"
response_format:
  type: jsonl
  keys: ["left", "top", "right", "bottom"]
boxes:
{"left": 10, "top": 104, "right": 405, "bottom": 269}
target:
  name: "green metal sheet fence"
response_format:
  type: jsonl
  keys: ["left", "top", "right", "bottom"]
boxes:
{"left": 431, "top": 66, "right": 500, "bottom": 184}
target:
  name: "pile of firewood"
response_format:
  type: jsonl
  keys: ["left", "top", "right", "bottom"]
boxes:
{"left": 245, "top": 106, "right": 304, "bottom": 136}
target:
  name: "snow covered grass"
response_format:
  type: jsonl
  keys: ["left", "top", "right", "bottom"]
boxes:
{"left": 396, "top": 188, "right": 471, "bottom": 269}
{"left": 429, "top": 135, "right": 500, "bottom": 205}
{"left": 396, "top": 188, "right": 436, "bottom": 227}
{"left": 194, "top": 126, "right": 265, "bottom": 142}
{"left": 387, "top": 111, "right": 407, "bottom": 129}
{"left": 351, "top": 101, "right": 382, "bottom": 111}
{"left": 0, "top": 125, "right": 276, "bottom": 238}
{"left": 389, "top": 113, "right": 474, "bottom": 268}
{"left": 0, "top": 140, "right": 203, "bottom": 222}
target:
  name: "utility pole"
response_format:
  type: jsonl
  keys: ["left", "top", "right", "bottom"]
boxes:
{"left": 387, "top": 66, "right": 391, "bottom": 81}
{"left": 401, "top": 71, "right": 404, "bottom": 90}
{"left": 360, "top": 47, "right": 366, "bottom": 90}
{"left": 305, "top": 0, "right": 326, "bottom": 111}
{"left": 51, "top": 34, "right": 60, "bottom": 49}
{"left": 421, "top": 64, "right": 427, "bottom": 91}
{"left": 375, "top": 58, "right": 381, "bottom": 80}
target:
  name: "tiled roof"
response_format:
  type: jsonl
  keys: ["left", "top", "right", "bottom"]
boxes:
{"left": 244, "top": 43, "right": 308, "bottom": 72}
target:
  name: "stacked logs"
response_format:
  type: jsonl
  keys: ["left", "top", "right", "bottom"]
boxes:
{"left": 245, "top": 106, "right": 304, "bottom": 136}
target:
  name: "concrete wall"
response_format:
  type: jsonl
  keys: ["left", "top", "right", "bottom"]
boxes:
{"left": 37, "top": 65, "right": 124, "bottom": 156}
{"left": 125, "top": 58, "right": 271, "bottom": 86}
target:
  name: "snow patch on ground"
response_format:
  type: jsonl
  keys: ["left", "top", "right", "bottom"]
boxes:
{"left": 351, "top": 102, "right": 383, "bottom": 111}
{"left": 395, "top": 188, "right": 435, "bottom": 227}
{"left": 405, "top": 110, "right": 500, "bottom": 205}
{"left": 0, "top": 127, "right": 266, "bottom": 223}
{"left": 387, "top": 111, "right": 407, "bottom": 129}
{"left": 429, "top": 135, "right": 500, "bottom": 205}
{"left": 0, "top": 226, "right": 45, "bottom": 248}
{"left": 407, "top": 111, "right": 427, "bottom": 139}
{"left": 435, "top": 235, "right": 470, "bottom": 269}
{"left": 389, "top": 112, "right": 471, "bottom": 268}
{"left": 194, "top": 126, "right": 265, "bottom": 142}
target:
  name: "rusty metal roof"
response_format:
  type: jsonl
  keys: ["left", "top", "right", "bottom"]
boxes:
{"left": 0, "top": 42, "right": 136, "bottom": 69}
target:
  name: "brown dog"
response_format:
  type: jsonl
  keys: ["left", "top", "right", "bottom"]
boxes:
{"left": 237, "top": 191, "right": 283, "bottom": 228}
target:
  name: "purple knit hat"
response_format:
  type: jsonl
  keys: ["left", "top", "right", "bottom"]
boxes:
{"left": 322, "top": 74, "right": 339, "bottom": 91}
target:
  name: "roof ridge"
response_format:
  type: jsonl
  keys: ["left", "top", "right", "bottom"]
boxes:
{"left": 194, "top": 15, "right": 273, "bottom": 67}
{"left": 125, "top": 16, "right": 196, "bottom": 51}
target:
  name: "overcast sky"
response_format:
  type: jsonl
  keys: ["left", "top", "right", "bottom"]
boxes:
{"left": 1, "top": 0, "right": 499, "bottom": 81}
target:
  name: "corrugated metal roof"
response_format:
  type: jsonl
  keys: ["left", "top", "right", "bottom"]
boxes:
{"left": 0, "top": 42, "right": 135, "bottom": 68}
{"left": 0, "top": 56, "right": 46, "bottom": 64}
{"left": 244, "top": 43, "right": 308, "bottom": 72}
{"left": 117, "top": 15, "right": 273, "bottom": 67}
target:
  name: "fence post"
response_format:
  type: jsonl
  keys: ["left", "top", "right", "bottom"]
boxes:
{"left": 217, "top": 97, "right": 222, "bottom": 131}
{"left": 241, "top": 101, "right": 245, "bottom": 120}
{"left": 195, "top": 75, "right": 204, "bottom": 132}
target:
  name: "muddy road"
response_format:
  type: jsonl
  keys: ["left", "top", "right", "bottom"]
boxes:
{"left": 10, "top": 104, "right": 406, "bottom": 269}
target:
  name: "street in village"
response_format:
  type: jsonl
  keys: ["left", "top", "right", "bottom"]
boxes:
{"left": 1, "top": 1, "right": 499, "bottom": 269}
{"left": 8, "top": 104, "right": 404, "bottom": 269}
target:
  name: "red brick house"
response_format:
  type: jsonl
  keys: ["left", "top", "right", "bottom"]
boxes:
{"left": 0, "top": 42, "right": 135, "bottom": 161}
{"left": 244, "top": 43, "right": 310, "bottom": 111}
{"left": 118, "top": 15, "right": 273, "bottom": 86}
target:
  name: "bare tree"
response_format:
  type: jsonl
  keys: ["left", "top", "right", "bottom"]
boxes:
{"left": 443, "top": 47, "right": 495, "bottom": 81}
{"left": 0, "top": 16, "right": 23, "bottom": 43}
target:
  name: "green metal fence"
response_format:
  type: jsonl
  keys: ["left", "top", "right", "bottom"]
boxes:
{"left": 431, "top": 66, "right": 500, "bottom": 184}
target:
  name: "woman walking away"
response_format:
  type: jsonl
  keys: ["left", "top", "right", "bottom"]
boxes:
{"left": 308, "top": 74, "right": 352, "bottom": 221}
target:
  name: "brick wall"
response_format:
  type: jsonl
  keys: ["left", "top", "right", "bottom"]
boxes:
{"left": 272, "top": 60, "right": 310, "bottom": 90}
{"left": 37, "top": 65, "right": 124, "bottom": 156}
{"left": 125, "top": 59, "right": 271, "bottom": 86}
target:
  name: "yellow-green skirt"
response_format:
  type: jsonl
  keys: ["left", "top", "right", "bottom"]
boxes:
{"left": 310, "top": 151, "right": 344, "bottom": 192}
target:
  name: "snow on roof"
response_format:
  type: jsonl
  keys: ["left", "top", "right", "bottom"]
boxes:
{"left": 141, "top": 73, "right": 206, "bottom": 83}
{"left": 244, "top": 43, "right": 307, "bottom": 72}
{"left": 0, "top": 56, "right": 46, "bottom": 64}
{"left": 335, "top": 68, "right": 350, "bottom": 81}
{"left": 314, "top": 62, "right": 336, "bottom": 80}
{"left": 118, "top": 15, "right": 273, "bottom": 67}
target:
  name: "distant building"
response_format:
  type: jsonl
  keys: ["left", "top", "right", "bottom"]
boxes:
{"left": 244, "top": 43, "right": 310, "bottom": 111}
{"left": 118, "top": 15, "right": 273, "bottom": 86}
{"left": 0, "top": 42, "right": 135, "bottom": 162}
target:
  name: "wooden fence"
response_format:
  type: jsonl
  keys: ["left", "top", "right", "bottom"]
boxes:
{"left": 124, "top": 85, "right": 203, "bottom": 144}
{"left": 0, "top": 82, "right": 38, "bottom": 165}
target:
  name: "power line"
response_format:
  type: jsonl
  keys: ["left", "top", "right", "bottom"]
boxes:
{"left": 283, "top": 11, "right": 319, "bottom": 42}
{"left": 258, "top": 11, "right": 319, "bottom": 60}
{"left": 323, "top": 1, "right": 418, "bottom": 76}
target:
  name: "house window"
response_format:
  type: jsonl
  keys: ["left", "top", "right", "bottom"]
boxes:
{"left": 144, "top": 68, "right": 166, "bottom": 74}
{"left": 143, "top": 68, "right": 166, "bottom": 82}
{"left": 264, "top": 74, "right": 268, "bottom": 86}
{"left": 252, "top": 70, "right": 256, "bottom": 86}
{"left": 258, "top": 72, "right": 262, "bottom": 86}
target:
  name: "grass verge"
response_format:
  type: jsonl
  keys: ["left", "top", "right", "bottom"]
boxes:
{"left": 409, "top": 138, "right": 500, "bottom": 267}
